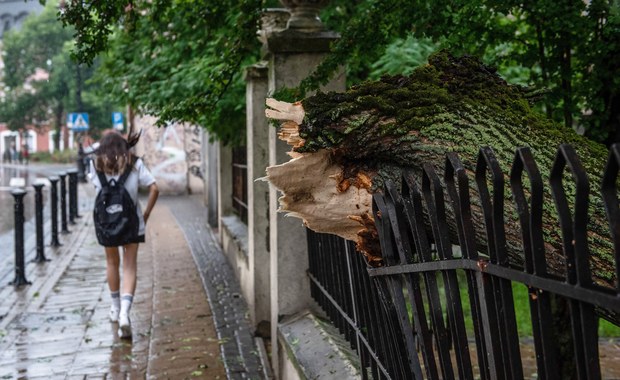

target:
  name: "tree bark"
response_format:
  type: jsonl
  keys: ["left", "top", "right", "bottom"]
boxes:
{"left": 265, "top": 51, "right": 617, "bottom": 303}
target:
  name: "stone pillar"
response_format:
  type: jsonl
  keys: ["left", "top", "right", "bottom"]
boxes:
{"left": 185, "top": 125, "right": 205, "bottom": 194}
{"left": 203, "top": 133, "right": 219, "bottom": 227}
{"left": 134, "top": 115, "right": 201, "bottom": 195}
{"left": 217, "top": 142, "right": 233, "bottom": 237}
{"left": 245, "top": 62, "right": 271, "bottom": 330}
{"left": 263, "top": 5, "right": 345, "bottom": 375}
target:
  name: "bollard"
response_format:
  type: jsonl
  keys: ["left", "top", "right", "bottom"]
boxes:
{"left": 32, "top": 183, "right": 49, "bottom": 263}
{"left": 48, "top": 176, "right": 62, "bottom": 247}
{"left": 10, "top": 189, "right": 31, "bottom": 286}
{"left": 58, "top": 172, "right": 70, "bottom": 234}
{"left": 67, "top": 168, "right": 79, "bottom": 223}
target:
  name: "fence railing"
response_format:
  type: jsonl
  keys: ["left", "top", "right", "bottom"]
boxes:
{"left": 232, "top": 145, "right": 248, "bottom": 224}
{"left": 307, "top": 144, "right": 620, "bottom": 380}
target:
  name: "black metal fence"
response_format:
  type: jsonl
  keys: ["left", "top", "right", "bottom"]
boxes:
{"left": 307, "top": 144, "right": 620, "bottom": 380}
{"left": 232, "top": 145, "right": 248, "bottom": 224}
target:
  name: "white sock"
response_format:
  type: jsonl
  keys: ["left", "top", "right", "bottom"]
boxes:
{"left": 111, "top": 291, "right": 120, "bottom": 311}
{"left": 120, "top": 293, "right": 133, "bottom": 316}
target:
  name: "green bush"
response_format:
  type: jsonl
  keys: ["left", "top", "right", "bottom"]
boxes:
{"left": 29, "top": 149, "right": 78, "bottom": 164}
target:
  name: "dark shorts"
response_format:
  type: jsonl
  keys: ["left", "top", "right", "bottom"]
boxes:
{"left": 102, "top": 235, "right": 144, "bottom": 247}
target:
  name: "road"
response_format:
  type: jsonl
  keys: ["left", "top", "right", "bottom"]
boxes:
{"left": 0, "top": 162, "right": 77, "bottom": 234}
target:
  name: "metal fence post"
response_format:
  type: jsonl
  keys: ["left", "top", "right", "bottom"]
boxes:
{"left": 67, "top": 168, "right": 79, "bottom": 223}
{"left": 32, "top": 182, "right": 49, "bottom": 263}
{"left": 58, "top": 171, "right": 70, "bottom": 234}
{"left": 48, "top": 176, "right": 62, "bottom": 247}
{"left": 10, "top": 189, "right": 31, "bottom": 286}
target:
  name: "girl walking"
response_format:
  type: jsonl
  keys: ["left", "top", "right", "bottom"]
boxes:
{"left": 89, "top": 131, "right": 159, "bottom": 339}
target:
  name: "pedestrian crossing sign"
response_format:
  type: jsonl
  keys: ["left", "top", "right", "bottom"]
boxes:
{"left": 68, "top": 113, "right": 89, "bottom": 132}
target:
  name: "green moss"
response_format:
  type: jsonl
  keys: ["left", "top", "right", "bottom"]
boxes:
{"left": 293, "top": 50, "right": 616, "bottom": 292}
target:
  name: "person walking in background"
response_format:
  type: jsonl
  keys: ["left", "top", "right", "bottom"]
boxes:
{"left": 9, "top": 142, "right": 17, "bottom": 163}
{"left": 88, "top": 131, "right": 159, "bottom": 339}
{"left": 21, "top": 143, "right": 29, "bottom": 164}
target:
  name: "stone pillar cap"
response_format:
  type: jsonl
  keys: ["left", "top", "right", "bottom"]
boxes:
{"left": 265, "top": 29, "right": 340, "bottom": 53}
{"left": 244, "top": 61, "right": 269, "bottom": 80}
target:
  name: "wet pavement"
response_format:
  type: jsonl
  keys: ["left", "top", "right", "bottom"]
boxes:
{"left": 0, "top": 163, "right": 618, "bottom": 379}
{"left": 0, "top": 177, "right": 264, "bottom": 379}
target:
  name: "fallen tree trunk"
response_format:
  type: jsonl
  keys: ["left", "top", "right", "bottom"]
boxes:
{"left": 265, "top": 52, "right": 616, "bottom": 299}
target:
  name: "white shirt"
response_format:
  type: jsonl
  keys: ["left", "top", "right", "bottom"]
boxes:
{"left": 88, "top": 158, "right": 156, "bottom": 236}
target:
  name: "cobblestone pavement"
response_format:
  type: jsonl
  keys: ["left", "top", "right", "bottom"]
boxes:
{"left": 0, "top": 185, "right": 233, "bottom": 379}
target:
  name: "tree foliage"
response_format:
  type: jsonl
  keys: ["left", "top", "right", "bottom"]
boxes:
{"left": 0, "top": 1, "right": 72, "bottom": 136}
{"left": 56, "top": 0, "right": 620, "bottom": 146}
{"left": 2, "top": 2, "right": 71, "bottom": 88}
{"left": 62, "top": 0, "right": 264, "bottom": 146}
{"left": 0, "top": 1, "right": 120, "bottom": 145}
{"left": 313, "top": 0, "right": 620, "bottom": 145}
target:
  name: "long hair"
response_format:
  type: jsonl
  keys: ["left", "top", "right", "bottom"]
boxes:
{"left": 94, "top": 131, "right": 141, "bottom": 175}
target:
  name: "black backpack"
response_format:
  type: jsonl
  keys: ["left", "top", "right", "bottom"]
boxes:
{"left": 93, "top": 162, "right": 139, "bottom": 246}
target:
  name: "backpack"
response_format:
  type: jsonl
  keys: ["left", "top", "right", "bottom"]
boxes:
{"left": 93, "top": 161, "right": 139, "bottom": 246}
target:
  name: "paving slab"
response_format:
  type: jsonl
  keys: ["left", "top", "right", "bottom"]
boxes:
{"left": 0, "top": 189, "right": 227, "bottom": 379}
{"left": 165, "top": 196, "right": 265, "bottom": 380}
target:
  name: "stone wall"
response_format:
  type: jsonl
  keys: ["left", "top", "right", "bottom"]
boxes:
{"left": 134, "top": 115, "right": 203, "bottom": 195}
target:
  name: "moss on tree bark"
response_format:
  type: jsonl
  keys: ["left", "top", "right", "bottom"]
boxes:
{"left": 266, "top": 51, "right": 617, "bottom": 323}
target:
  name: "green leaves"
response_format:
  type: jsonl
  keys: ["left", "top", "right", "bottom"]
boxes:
{"left": 368, "top": 36, "right": 439, "bottom": 79}
{"left": 82, "top": 0, "right": 262, "bottom": 145}
{"left": 2, "top": 2, "right": 72, "bottom": 88}
{"left": 55, "top": 0, "right": 620, "bottom": 145}
{"left": 1, "top": 1, "right": 122, "bottom": 139}
{"left": 59, "top": 0, "right": 130, "bottom": 66}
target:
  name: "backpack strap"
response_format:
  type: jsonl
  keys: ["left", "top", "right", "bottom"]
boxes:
{"left": 117, "top": 157, "right": 137, "bottom": 186}
{"left": 96, "top": 170, "right": 109, "bottom": 188}
{"left": 96, "top": 156, "right": 137, "bottom": 187}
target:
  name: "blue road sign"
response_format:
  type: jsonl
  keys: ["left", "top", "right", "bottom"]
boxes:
{"left": 112, "top": 112, "right": 124, "bottom": 131}
{"left": 68, "top": 113, "right": 89, "bottom": 132}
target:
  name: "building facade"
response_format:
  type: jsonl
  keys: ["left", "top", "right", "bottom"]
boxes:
{"left": 0, "top": 0, "right": 43, "bottom": 39}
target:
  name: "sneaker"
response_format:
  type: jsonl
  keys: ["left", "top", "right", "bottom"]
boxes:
{"left": 118, "top": 313, "right": 132, "bottom": 339}
{"left": 109, "top": 306, "right": 120, "bottom": 323}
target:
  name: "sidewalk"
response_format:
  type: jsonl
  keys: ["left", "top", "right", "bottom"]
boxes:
{"left": 0, "top": 184, "right": 264, "bottom": 379}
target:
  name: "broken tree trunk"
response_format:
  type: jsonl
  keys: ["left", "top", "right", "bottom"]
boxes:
{"left": 265, "top": 51, "right": 616, "bottom": 304}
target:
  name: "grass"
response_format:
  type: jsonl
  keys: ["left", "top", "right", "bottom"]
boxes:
{"left": 510, "top": 282, "right": 620, "bottom": 337}
{"left": 410, "top": 270, "right": 620, "bottom": 338}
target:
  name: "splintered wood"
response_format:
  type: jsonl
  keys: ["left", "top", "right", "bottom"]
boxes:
{"left": 265, "top": 98, "right": 376, "bottom": 259}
